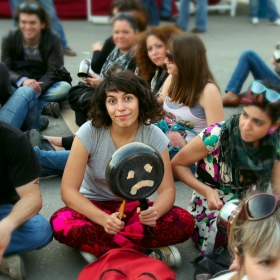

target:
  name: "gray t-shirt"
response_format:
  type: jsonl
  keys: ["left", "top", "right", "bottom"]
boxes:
{"left": 75, "top": 122, "right": 170, "bottom": 201}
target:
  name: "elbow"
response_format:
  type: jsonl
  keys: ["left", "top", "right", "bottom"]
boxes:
{"left": 35, "top": 196, "right": 43, "bottom": 214}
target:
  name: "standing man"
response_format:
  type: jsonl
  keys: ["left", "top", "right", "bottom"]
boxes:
{"left": 0, "top": 121, "right": 53, "bottom": 280}
{"left": 1, "top": 1, "right": 72, "bottom": 119}
{"left": 177, "top": 0, "right": 207, "bottom": 33}
{"left": 9, "top": 0, "right": 77, "bottom": 56}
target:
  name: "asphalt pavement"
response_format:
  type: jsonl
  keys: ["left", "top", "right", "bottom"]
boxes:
{"left": 0, "top": 2, "right": 279, "bottom": 279}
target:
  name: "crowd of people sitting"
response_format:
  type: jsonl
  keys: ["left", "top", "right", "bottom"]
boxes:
{"left": 1, "top": 0, "right": 280, "bottom": 280}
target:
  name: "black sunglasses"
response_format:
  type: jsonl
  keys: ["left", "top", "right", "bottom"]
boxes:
{"left": 166, "top": 52, "right": 174, "bottom": 64}
{"left": 19, "top": 3, "right": 40, "bottom": 11}
{"left": 241, "top": 193, "right": 280, "bottom": 221}
{"left": 113, "top": 12, "right": 135, "bottom": 20}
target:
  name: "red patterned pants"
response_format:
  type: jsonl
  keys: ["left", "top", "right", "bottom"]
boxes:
{"left": 50, "top": 200, "right": 195, "bottom": 257}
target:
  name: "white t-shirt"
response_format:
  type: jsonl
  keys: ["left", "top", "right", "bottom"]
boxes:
{"left": 75, "top": 122, "right": 169, "bottom": 201}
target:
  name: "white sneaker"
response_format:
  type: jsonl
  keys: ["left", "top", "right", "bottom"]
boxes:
{"left": 271, "top": 18, "right": 280, "bottom": 25}
{"left": 252, "top": 17, "right": 259, "bottom": 24}
{"left": 79, "top": 250, "right": 97, "bottom": 263}
{"left": 150, "top": 245, "right": 182, "bottom": 268}
{"left": 0, "top": 254, "right": 25, "bottom": 280}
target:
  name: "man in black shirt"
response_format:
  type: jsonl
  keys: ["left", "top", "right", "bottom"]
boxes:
{"left": 0, "top": 121, "right": 52, "bottom": 280}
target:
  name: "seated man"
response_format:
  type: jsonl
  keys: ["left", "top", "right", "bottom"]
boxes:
{"left": 0, "top": 121, "right": 53, "bottom": 280}
{"left": 1, "top": 0, "right": 72, "bottom": 120}
{"left": 0, "top": 62, "right": 49, "bottom": 131}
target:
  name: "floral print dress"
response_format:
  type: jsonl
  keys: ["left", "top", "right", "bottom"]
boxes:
{"left": 188, "top": 122, "right": 238, "bottom": 255}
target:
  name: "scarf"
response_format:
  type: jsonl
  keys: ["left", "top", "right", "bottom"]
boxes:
{"left": 100, "top": 47, "right": 133, "bottom": 78}
{"left": 219, "top": 114, "right": 279, "bottom": 192}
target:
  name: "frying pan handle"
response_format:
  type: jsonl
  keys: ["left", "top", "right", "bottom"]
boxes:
{"left": 118, "top": 200, "right": 126, "bottom": 220}
{"left": 139, "top": 199, "right": 153, "bottom": 236}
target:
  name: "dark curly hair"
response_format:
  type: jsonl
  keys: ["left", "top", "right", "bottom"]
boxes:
{"left": 135, "top": 25, "right": 182, "bottom": 81}
{"left": 88, "top": 70, "right": 163, "bottom": 128}
{"left": 14, "top": 0, "right": 50, "bottom": 28}
{"left": 241, "top": 80, "right": 280, "bottom": 124}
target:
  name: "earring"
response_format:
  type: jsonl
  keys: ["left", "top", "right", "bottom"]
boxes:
{"left": 268, "top": 129, "right": 274, "bottom": 135}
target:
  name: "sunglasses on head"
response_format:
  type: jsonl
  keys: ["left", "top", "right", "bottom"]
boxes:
{"left": 165, "top": 52, "right": 174, "bottom": 63}
{"left": 113, "top": 12, "right": 135, "bottom": 20}
{"left": 241, "top": 193, "right": 280, "bottom": 221}
{"left": 19, "top": 3, "right": 40, "bottom": 10}
{"left": 250, "top": 81, "right": 280, "bottom": 103}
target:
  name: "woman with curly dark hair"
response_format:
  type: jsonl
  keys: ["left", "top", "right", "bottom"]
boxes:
{"left": 50, "top": 70, "right": 195, "bottom": 267}
{"left": 135, "top": 25, "right": 182, "bottom": 96}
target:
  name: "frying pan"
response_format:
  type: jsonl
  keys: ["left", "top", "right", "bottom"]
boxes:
{"left": 105, "top": 142, "right": 164, "bottom": 236}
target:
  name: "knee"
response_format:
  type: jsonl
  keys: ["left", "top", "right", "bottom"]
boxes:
{"left": 15, "top": 86, "right": 36, "bottom": 101}
{"left": 25, "top": 215, "right": 53, "bottom": 248}
{"left": 241, "top": 49, "right": 257, "bottom": 61}
{"left": 55, "top": 82, "right": 71, "bottom": 95}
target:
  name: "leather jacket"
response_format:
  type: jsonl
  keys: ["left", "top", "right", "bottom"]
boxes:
{"left": 1, "top": 28, "right": 72, "bottom": 94}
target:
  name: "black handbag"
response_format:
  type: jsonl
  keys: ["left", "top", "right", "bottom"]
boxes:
{"left": 67, "top": 81, "right": 95, "bottom": 112}
{"left": 192, "top": 247, "right": 232, "bottom": 279}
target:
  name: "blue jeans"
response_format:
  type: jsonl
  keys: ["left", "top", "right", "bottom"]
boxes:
{"left": 141, "top": 0, "right": 160, "bottom": 26}
{"left": 0, "top": 82, "right": 69, "bottom": 130}
{"left": 225, "top": 50, "right": 280, "bottom": 95}
{"left": 249, "top": 0, "right": 279, "bottom": 22}
{"left": 37, "top": 81, "right": 71, "bottom": 112}
{"left": 9, "top": 0, "right": 68, "bottom": 50}
{"left": 177, "top": 0, "right": 207, "bottom": 31}
{"left": 161, "top": 0, "right": 172, "bottom": 17}
{"left": 1, "top": 204, "right": 53, "bottom": 255}
{"left": 34, "top": 147, "right": 69, "bottom": 177}
{"left": 0, "top": 86, "right": 42, "bottom": 130}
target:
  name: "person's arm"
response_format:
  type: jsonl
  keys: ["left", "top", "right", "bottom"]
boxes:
{"left": 61, "top": 136, "right": 124, "bottom": 234}
{"left": 91, "top": 36, "right": 115, "bottom": 74}
{"left": 157, "top": 74, "right": 172, "bottom": 103}
{"left": 38, "top": 32, "right": 65, "bottom": 93}
{"left": 1, "top": 31, "right": 24, "bottom": 86}
{"left": 199, "top": 83, "right": 224, "bottom": 126}
{"left": 138, "top": 148, "right": 175, "bottom": 226}
{"left": 272, "top": 160, "right": 280, "bottom": 194}
{"left": 83, "top": 73, "right": 104, "bottom": 89}
{"left": 0, "top": 178, "right": 42, "bottom": 260}
{"left": 271, "top": 56, "right": 280, "bottom": 77}
{"left": 171, "top": 136, "right": 223, "bottom": 210}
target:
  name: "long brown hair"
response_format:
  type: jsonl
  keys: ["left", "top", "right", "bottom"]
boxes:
{"left": 168, "top": 33, "right": 218, "bottom": 107}
{"left": 135, "top": 25, "right": 182, "bottom": 81}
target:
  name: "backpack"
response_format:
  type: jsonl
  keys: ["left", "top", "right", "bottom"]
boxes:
{"left": 192, "top": 247, "right": 232, "bottom": 280}
{"left": 77, "top": 248, "right": 176, "bottom": 280}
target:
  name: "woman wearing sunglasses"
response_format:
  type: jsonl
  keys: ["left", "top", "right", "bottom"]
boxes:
{"left": 222, "top": 49, "right": 280, "bottom": 107}
{"left": 135, "top": 25, "right": 182, "bottom": 96}
{"left": 91, "top": 0, "right": 149, "bottom": 74}
{"left": 171, "top": 80, "right": 280, "bottom": 255}
{"left": 158, "top": 33, "right": 224, "bottom": 166}
{"left": 69, "top": 12, "right": 140, "bottom": 127}
{"left": 212, "top": 193, "right": 280, "bottom": 280}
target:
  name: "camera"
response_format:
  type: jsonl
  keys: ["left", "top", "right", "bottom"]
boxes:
{"left": 77, "top": 59, "right": 91, "bottom": 78}
{"left": 273, "top": 42, "right": 280, "bottom": 63}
